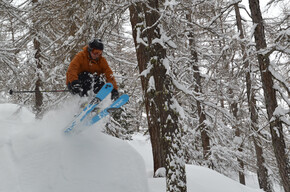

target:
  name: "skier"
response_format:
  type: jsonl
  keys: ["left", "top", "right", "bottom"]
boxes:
{"left": 66, "top": 38, "right": 119, "bottom": 100}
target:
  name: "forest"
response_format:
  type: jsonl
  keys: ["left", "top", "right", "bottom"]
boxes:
{"left": 0, "top": 0, "right": 289, "bottom": 192}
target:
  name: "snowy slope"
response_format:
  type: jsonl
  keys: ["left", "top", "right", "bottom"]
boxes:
{"left": 0, "top": 100, "right": 272, "bottom": 192}
{"left": 186, "top": 165, "right": 263, "bottom": 192}
{"left": 0, "top": 102, "right": 148, "bottom": 192}
{"left": 129, "top": 134, "right": 266, "bottom": 192}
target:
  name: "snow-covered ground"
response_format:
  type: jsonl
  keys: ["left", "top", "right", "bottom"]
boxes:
{"left": 129, "top": 134, "right": 267, "bottom": 192}
{"left": 0, "top": 99, "right": 276, "bottom": 192}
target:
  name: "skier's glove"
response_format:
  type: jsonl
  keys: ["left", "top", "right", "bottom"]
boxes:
{"left": 68, "top": 80, "right": 82, "bottom": 95}
{"left": 111, "top": 89, "right": 119, "bottom": 101}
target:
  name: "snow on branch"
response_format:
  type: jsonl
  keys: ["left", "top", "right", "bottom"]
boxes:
{"left": 270, "top": 105, "right": 290, "bottom": 127}
{"left": 269, "top": 65, "right": 290, "bottom": 97}
{"left": 206, "top": 0, "right": 242, "bottom": 28}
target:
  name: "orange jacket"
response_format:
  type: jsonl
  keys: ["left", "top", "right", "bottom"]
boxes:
{"left": 66, "top": 46, "right": 118, "bottom": 89}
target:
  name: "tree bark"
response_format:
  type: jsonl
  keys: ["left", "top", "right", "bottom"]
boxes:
{"left": 32, "top": 0, "right": 43, "bottom": 119}
{"left": 230, "top": 101, "right": 246, "bottom": 185}
{"left": 129, "top": 1, "right": 187, "bottom": 191}
{"left": 248, "top": 1, "right": 290, "bottom": 191}
{"left": 234, "top": 3, "right": 272, "bottom": 191}
{"left": 129, "top": 3, "right": 164, "bottom": 173}
{"left": 186, "top": 13, "right": 211, "bottom": 162}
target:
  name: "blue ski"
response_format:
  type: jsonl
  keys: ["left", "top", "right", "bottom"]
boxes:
{"left": 64, "top": 83, "right": 113, "bottom": 134}
{"left": 87, "top": 94, "right": 129, "bottom": 126}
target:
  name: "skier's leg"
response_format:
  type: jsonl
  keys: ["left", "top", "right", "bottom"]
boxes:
{"left": 78, "top": 72, "right": 93, "bottom": 96}
{"left": 92, "top": 75, "right": 105, "bottom": 94}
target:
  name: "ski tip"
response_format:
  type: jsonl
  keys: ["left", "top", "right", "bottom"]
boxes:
{"left": 122, "top": 94, "right": 129, "bottom": 102}
{"left": 104, "top": 83, "right": 113, "bottom": 88}
{"left": 121, "top": 94, "right": 129, "bottom": 100}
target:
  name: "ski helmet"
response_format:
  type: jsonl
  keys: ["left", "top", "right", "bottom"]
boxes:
{"left": 88, "top": 38, "right": 104, "bottom": 51}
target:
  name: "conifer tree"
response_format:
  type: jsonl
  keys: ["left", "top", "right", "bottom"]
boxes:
{"left": 129, "top": 1, "right": 187, "bottom": 191}
{"left": 248, "top": 0, "right": 290, "bottom": 191}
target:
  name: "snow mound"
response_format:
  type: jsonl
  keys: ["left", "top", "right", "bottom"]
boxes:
{"left": 186, "top": 165, "right": 264, "bottom": 192}
{"left": 0, "top": 102, "right": 148, "bottom": 192}
{"left": 0, "top": 103, "right": 34, "bottom": 123}
{"left": 129, "top": 134, "right": 265, "bottom": 192}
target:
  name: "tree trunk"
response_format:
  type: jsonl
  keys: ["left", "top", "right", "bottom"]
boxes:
{"left": 32, "top": 0, "right": 43, "bottom": 119}
{"left": 248, "top": 1, "right": 290, "bottom": 191}
{"left": 129, "top": 1, "right": 187, "bottom": 191}
{"left": 229, "top": 100, "right": 246, "bottom": 185}
{"left": 129, "top": 3, "right": 164, "bottom": 173}
{"left": 186, "top": 13, "right": 211, "bottom": 162}
{"left": 234, "top": 3, "right": 272, "bottom": 191}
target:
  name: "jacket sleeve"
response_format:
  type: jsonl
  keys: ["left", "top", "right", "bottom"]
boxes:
{"left": 66, "top": 53, "right": 81, "bottom": 85}
{"left": 101, "top": 58, "right": 118, "bottom": 90}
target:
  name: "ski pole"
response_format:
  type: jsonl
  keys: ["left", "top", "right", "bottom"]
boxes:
{"left": 9, "top": 89, "right": 69, "bottom": 95}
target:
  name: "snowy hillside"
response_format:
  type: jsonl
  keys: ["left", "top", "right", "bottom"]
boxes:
{"left": 0, "top": 102, "right": 148, "bottom": 192}
{"left": 129, "top": 135, "right": 266, "bottom": 192}
{"left": 0, "top": 100, "right": 269, "bottom": 192}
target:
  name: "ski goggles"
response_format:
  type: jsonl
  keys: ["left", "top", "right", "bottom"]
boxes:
{"left": 91, "top": 49, "right": 102, "bottom": 55}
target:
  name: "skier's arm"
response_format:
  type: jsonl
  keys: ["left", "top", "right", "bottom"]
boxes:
{"left": 102, "top": 58, "right": 118, "bottom": 90}
{"left": 66, "top": 54, "right": 81, "bottom": 84}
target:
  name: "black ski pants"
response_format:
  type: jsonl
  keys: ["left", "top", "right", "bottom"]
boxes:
{"left": 77, "top": 72, "right": 105, "bottom": 96}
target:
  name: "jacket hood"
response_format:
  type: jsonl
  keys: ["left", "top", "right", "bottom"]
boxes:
{"left": 82, "top": 45, "right": 89, "bottom": 52}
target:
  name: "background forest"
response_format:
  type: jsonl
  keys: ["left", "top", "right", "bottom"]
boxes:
{"left": 0, "top": 0, "right": 289, "bottom": 192}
